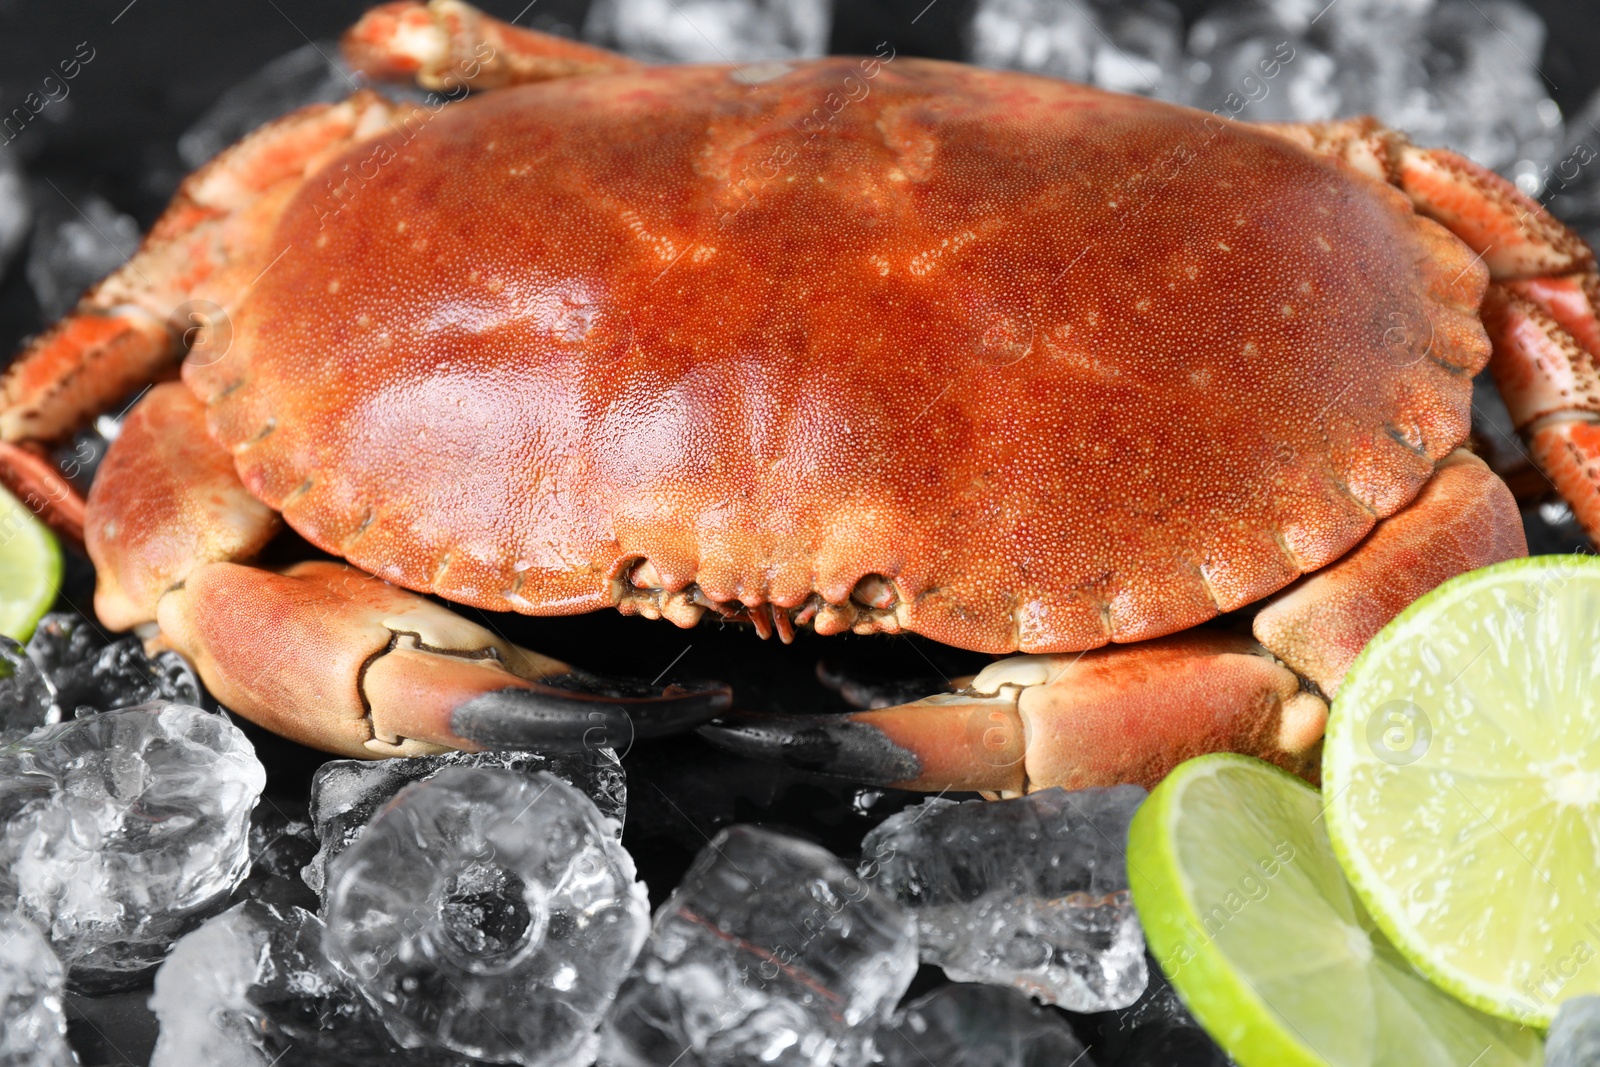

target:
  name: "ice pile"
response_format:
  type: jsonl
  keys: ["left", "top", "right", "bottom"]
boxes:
{"left": 0, "top": 915, "right": 77, "bottom": 1067}
{"left": 969, "top": 0, "right": 1563, "bottom": 185}
{"left": 26, "top": 192, "right": 140, "bottom": 322}
{"left": 859, "top": 785, "right": 1148, "bottom": 1011}
{"left": 302, "top": 746, "right": 626, "bottom": 903}
{"left": 324, "top": 767, "right": 647, "bottom": 1066}
{"left": 26, "top": 612, "right": 201, "bottom": 720}
{"left": 1549, "top": 998, "right": 1600, "bottom": 1067}
{"left": 871, "top": 983, "right": 1093, "bottom": 1067}
{"left": 601, "top": 824, "right": 918, "bottom": 1067}
{"left": 585, "top": 0, "right": 830, "bottom": 63}
{"left": 0, "top": 145, "right": 29, "bottom": 279}
{"left": 0, "top": 703, "right": 264, "bottom": 992}
{"left": 150, "top": 900, "right": 459, "bottom": 1067}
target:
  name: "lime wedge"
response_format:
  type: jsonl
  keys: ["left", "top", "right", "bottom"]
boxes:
{"left": 0, "top": 484, "right": 59, "bottom": 643}
{"left": 1128, "top": 753, "right": 1541, "bottom": 1067}
{"left": 1324, "top": 554, "right": 1600, "bottom": 1029}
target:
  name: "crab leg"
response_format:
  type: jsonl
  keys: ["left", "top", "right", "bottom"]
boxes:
{"left": 161, "top": 559, "right": 729, "bottom": 758}
{"left": 91, "top": 384, "right": 729, "bottom": 758}
{"left": 0, "top": 93, "right": 404, "bottom": 536}
{"left": 1482, "top": 274, "right": 1600, "bottom": 541}
{"left": 342, "top": 0, "right": 638, "bottom": 91}
{"left": 703, "top": 450, "right": 1525, "bottom": 792}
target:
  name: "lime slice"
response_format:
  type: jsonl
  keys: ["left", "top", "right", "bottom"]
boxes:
{"left": 1128, "top": 753, "right": 1541, "bottom": 1067}
{"left": 0, "top": 484, "right": 59, "bottom": 643}
{"left": 1324, "top": 554, "right": 1600, "bottom": 1029}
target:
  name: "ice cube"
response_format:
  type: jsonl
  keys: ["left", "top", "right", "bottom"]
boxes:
{"left": 585, "top": 0, "right": 830, "bottom": 63}
{"left": 179, "top": 42, "right": 356, "bottom": 169}
{"left": 1094, "top": 963, "right": 1228, "bottom": 1066}
{"left": 302, "top": 746, "right": 626, "bottom": 903}
{"left": 1549, "top": 997, "right": 1600, "bottom": 1067}
{"left": 24, "top": 613, "right": 102, "bottom": 681}
{"left": 0, "top": 915, "right": 76, "bottom": 1067}
{"left": 601, "top": 825, "right": 918, "bottom": 1067}
{"left": 1090, "top": 0, "right": 1186, "bottom": 98}
{"left": 324, "top": 767, "right": 647, "bottom": 1066}
{"left": 872, "top": 983, "right": 1093, "bottom": 1066}
{"left": 970, "top": 0, "right": 1184, "bottom": 99}
{"left": 1218, "top": 0, "right": 1561, "bottom": 174}
{"left": 859, "top": 785, "right": 1148, "bottom": 1012}
{"left": 0, "top": 702, "right": 265, "bottom": 992}
{"left": 26, "top": 614, "right": 201, "bottom": 718}
{"left": 1408, "top": 0, "right": 1561, "bottom": 175}
{"left": 25, "top": 192, "right": 140, "bottom": 322}
{"left": 151, "top": 900, "right": 464, "bottom": 1067}
{"left": 969, "top": 0, "right": 1098, "bottom": 83}
{"left": 0, "top": 636, "right": 56, "bottom": 739}
{"left": 0, "top": 146, "right": 29, "bottom": 279}
{"left": 149, "top": 903, "right": 277, "bottom": 1067}
{"left": 1184, "top": 11, "right": 1339, "bottom": 122}
{"left": 228, "top": 801, "right": 320, "bottom": 913}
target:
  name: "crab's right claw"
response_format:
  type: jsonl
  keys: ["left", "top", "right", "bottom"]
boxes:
{"left": 701, "top": 632, "right": 1328, "bottom": 794}
{"left": 159, "top": 559, "right": 730, "bottom": 758}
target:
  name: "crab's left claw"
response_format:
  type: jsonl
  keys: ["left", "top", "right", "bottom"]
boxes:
{"left": 705, "top": 448, "right": 1526, "bottom": 793}
{"left": 82, "top": 383, "right": 728, "bottom": 759}
{"left": 158, "top": 559, "right": 730, "bottom": 758}
{"left": 701, "top": 632, "right": 1329, "bottom": 794}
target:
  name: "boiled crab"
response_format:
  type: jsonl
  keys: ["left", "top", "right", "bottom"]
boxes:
{"left": 0, "top": 0, "right": 1593, "bottom": 795}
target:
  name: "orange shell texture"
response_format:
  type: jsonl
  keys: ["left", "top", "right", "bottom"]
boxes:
{"left": 185, "top": 58, "right": 1492, "bottom": 654}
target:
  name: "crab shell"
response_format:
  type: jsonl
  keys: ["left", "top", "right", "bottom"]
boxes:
{"left": 143, "top": 59, "right": 1488, "bottom": 653}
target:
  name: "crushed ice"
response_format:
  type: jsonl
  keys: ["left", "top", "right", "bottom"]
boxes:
{"left": 971, "top": 0, "right": 1563, "bottom": 184}
{"left": 0, "top": 703, "right": 264, "bottom": 993}
{"left": 0, "top": 914, "right": 76, "bottom": 1067}
{"left": 585, "top": 0, "right": 830, "bottom": 63}
{"left": 860, "top": 786, "right": 1149, "bottom": 1012}
{"left": 324, "top": 767, "right": 647, "bottom": 1066}
{"left": 303, "top": 746, "right": 626, "bottom": 905}
{"left": 27, "top": 612, "right": 201, "bottom": 720}
{"left": 602, "top": 824, "right": 918, "bottom": 1067}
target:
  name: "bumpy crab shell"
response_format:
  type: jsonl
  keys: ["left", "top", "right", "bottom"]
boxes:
{"left": 170, "top": 57, "right": 1486, "bottom": 653}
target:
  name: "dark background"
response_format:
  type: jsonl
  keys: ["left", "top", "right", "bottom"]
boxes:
{"left": 2, "top": 2, "right": 1597, "bottom": 1064}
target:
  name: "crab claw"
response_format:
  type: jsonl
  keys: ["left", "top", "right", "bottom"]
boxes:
{"left": 701, "top": 632, "right": 1327, "bottom": 794}
{"left": 159, "top": 559, "right": 729, "bottom": 758}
